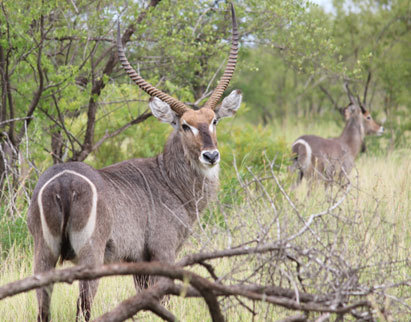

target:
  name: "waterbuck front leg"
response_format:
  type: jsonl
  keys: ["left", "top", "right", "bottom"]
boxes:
{"left": 133, "top": 274, "right": 150, "bottom": 291}
{"left": 131, "top": 250, "right": 176, "bottom": 294}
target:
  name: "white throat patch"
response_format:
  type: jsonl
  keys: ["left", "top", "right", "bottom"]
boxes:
{"left": 201, "top": 164, "right": 220, "bottom": 180}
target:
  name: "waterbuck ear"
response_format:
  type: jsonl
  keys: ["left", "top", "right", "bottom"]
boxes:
{"left": 215, "top": 89, "right": 242, "bottom": 120}
{"left": 149, "top": 97, "right": 179, "bottom": 129}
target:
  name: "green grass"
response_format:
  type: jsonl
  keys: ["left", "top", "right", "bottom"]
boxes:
{"left": 0, "top": 117, "right": 410, "bottom": 321}
{"left": 0, "top": 215, "right": 31, "bottom": 258}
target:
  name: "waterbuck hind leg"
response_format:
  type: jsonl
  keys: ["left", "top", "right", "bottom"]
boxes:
{"left": 290, "top": 169, "right": 304, "bottom": 190}
{"left": 75, "top": 245, "right": 105, "bottom": 322}
{"left": 36, "top": 285, "right": 54, "bottom": 322}
{"left": 33, "top": 240, "right": 59, "bottom": 322}
{"left": 76, "top": 279, "right": 100, "bottom": 322}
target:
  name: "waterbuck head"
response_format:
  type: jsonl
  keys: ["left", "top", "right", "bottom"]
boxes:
{"left": 343, "top": 103, "right": 384, "bottom": 136}
{"left": 117, "top": 3, "right": 242, "bottom": 172}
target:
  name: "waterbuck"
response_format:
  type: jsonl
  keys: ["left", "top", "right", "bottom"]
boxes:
{"left": 27, "top": 4, "right": 241, "bottom": 321}
{"left": 290, "top": 98, "right": 384, "bottom": 186}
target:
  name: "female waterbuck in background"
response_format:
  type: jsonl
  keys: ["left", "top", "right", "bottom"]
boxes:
{"left": 290, "top": 89, "right": 384, "bottom": 186}
{"left": 27, "top": 4, "right": 241, "bottom": 321}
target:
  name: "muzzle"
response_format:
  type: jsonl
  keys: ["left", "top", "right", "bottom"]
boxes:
{"left": 200, "top": 149, "right": 220, "bottom": 166}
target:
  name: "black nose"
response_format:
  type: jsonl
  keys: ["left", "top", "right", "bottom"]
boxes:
{"left": 202, "top": 151, "right": 219, "bottom": 164}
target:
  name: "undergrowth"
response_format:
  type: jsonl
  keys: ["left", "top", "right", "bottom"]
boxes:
{"left": 0, "top": 115, "right": 409, "bottom": 320}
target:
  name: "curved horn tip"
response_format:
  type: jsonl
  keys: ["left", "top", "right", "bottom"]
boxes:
{"left": 229, "top": 2, "right": 237, "bottom": 24}
{"left": 116, "top": 20, "right": 122, "bottom": 47}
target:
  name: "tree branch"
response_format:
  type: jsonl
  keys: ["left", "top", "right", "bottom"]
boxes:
{"left": 0, "top": 261, "right": 373, "bottom": 319}
{"left": 15, "top": 12, "right": 46, "bottom": 146}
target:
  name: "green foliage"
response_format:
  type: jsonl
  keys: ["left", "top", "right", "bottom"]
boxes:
{"left": 0, "top": 215, "right": 31, "bottom": 258}
{"left": 206, "top": 115, "right": 292, "bottom": 226}
{"left": 92, "top": 115, "right": 170, "bottom": 168}
{"left": 234, "top": 48, "right": 298, "bottom": 119}
{"left": 233, "top": 0, "right": 410, "bottom": 122}
{"left": 1, "top": 0, "right": 408, "bottom": 170}
{"left": 0, "top": 0, "right": 409, "bottom": 244}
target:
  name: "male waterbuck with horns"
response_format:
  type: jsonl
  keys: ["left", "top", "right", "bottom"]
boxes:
{"left": 290, "top": 91, "right": 384, "bottom": 186}
{"left": 28, "top": 4, "right": 241, "bottom": 321}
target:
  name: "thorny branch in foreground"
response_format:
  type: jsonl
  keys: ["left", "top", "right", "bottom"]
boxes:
{"left": 0, "top": 262, "right": 386, "bottom": 321}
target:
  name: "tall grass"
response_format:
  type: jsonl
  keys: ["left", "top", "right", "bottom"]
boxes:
{"left": 0, "top": 117, "right": 409, "bottom": 321}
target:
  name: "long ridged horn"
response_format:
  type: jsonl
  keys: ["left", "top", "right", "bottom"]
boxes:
{"left": 203, "top": 2, "right": 239, "bottom": 110}
{"left": 116, "top": 22, "right": 189, "bottom": 116}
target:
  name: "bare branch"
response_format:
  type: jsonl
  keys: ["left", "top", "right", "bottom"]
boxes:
{"left": 0, "top": 116, "right": 33, "bottom": 126}
{"left": 0, "top": 261, "right": 373, "bottom": 318}
{"left": 319, "top": 85, "right": 338, "bottom": 110}
{"left": 95, "top": 281, "right": 174, "bottom": 322}
{"left": 16, "top": 13, "right": 45, "bottom": 145}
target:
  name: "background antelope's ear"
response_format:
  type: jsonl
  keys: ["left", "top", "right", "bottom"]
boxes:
{"left": 341, "top": 106, "right": 351, "bottom": 120}
{"left": 149, "top": 97, "right": 179, "bottom": 129}
{"left": 348, "top": 102, "right": 361, "bottom": 116}
{"left": 215, "top": 89, "right": 242, "bottom": 120}
{"left": 344, "top": 108, "right": 350, "bottom": 120}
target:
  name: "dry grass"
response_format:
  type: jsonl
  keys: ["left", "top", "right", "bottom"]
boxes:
{"left": 0, "top": 121, "right": 410, "bottom": 321}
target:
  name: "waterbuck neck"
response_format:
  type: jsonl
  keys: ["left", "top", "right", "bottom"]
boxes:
{"left": 158, "top": 130, "right": 219, "bottom": 218}
{"left": 338, "top": 116, "right": 365, "bottom": 157}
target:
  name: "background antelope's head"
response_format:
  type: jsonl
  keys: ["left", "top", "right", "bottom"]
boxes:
{"left": 117, "top": 3, "right": 242, "bottom": 171}
{"left": 343, "top": 82, "right": 384, "bottom": 136}
{"left": 344, "top": 103, "right": 384, "bottom": 136}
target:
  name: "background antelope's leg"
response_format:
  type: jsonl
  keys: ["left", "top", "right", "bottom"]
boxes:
{"left": 292, "top": 169, "right": 304, "bottom": 190}
{"left": 289, "top": 157, "right": 303, "bottom": 190}
{"left": 33, "top": 239, "right": 59, "bottom": 322}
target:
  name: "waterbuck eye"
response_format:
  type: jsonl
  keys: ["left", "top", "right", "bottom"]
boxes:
{"left": 366, "top": 116, "right": 371, "bottom": 120}
{"left": 213, "top": 119, "right": 218, "bottom": 126}
{"left": 182, "top": 124, "right": 191, "bottom": 132}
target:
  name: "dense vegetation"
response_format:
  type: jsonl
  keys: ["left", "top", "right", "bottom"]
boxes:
{"left": 0, "top": 0, "right": 409, "bottom": 320}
